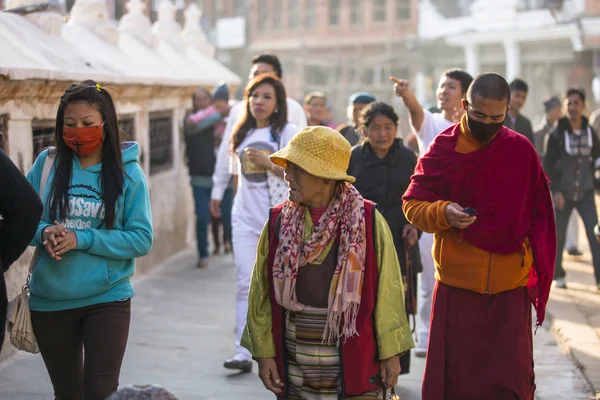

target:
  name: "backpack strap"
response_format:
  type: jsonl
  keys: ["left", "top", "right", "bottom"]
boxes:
{"left": 39, "top": 147, "right": 56, "bottom": 199}
{"left": 28, "top": 148, "right": 56, "bottom": 277}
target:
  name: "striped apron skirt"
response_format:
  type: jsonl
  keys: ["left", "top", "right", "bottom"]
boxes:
{"left": 284, "top": 307, "right": 379, "bottom": 400}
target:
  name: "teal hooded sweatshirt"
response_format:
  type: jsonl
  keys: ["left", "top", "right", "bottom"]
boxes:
{"left": 26, "top": 142, "right": 153, "bottom": 311}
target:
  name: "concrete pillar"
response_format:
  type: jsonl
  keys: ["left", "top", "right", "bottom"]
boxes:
{"left": 504, "top": 39, "right": 521, "bottom": 81}
{"left": 464, "top": 42, "right": 480, "bottom": 77}
{"left": 414, "top": 71, "right": 427, "bottom": 105}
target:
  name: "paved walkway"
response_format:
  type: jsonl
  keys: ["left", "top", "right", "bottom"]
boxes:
{"left": 547, "top": 250, "right": 600, "bottom": 399}
{"left": 0, "top": 249, "right": 594, "bottom": 399}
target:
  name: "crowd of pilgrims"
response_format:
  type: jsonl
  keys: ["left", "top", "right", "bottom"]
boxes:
{"left": 183, "top": 52, "right": 600, "bottom": 398}
{"left": 1, "top": 50, "right": 600, "bottom": 399}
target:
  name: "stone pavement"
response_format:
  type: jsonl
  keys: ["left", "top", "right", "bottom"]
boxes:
{"left": 0, "top": 249, "right": 595, "bottom": 399}
{"left": 547, "top": 250, "right": 600, "bottom": 399}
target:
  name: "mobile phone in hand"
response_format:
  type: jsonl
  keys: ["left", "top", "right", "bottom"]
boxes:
{"left": 463, "top": 207, "right": 476, "bottom": 217}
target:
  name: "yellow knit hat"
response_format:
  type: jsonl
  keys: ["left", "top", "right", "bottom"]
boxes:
{"left": 269, "top": 126, "right": 356, "bottom": 183}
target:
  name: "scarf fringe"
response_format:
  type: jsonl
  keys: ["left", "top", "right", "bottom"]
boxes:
{"left": 323, "top": 301, "right": 361, "bottom": 345}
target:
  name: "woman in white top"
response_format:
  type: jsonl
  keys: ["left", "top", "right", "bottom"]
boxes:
{"left": 222, "top": 73, "right": 298, "bottom": 372}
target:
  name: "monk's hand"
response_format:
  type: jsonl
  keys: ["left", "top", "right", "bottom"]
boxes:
{"left": 257, "top": 358, "right": 284, "bottom": 395}
{"left": 402, "top": 224, "right": 419, "bottom": 248}
{"left": 553, "top": 192, "right": 565, "bottom": 210}
{"left": 445, "top": 203, "right": 477, "bottom": 229}
{"left": 380, "top": 355, "right": 400, "bottom": 389}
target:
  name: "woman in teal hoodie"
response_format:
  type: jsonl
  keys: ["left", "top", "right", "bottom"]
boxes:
{"left": 26, "top": 80, "right": 153, "bottom": 400}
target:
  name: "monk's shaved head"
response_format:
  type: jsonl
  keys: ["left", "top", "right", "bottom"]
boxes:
{"left": 467, "top": 73, "right": 511, "bottom": 107}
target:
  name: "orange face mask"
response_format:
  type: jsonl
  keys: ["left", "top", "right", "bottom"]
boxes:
{"left": 63, "top": 124, "right": 104, "bottom": 156}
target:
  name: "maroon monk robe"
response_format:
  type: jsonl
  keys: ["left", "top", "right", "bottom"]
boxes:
{"left": 403, "top": 123, "right": 556, "bottom": 325}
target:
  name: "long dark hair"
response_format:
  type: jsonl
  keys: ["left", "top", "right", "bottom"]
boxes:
{"left": 49, "top": 80, "right": 124, "bottom": 229}
{"left": 231, "top": 73, "right": 288, "bottom": 151}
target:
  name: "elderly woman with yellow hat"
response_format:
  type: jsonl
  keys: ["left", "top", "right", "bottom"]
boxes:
{"left": 241, "top": 126, "right": 414, "bottom": 399}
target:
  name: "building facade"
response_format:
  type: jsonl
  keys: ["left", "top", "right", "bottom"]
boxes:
{"left": 417, "top": 0, "right": 600, "bottom": 122}
{"left": 201, "top": 0, "right": 600, "bottom": 127}
{"left": 202, "top": 0, "right": 420, "bottom": 125}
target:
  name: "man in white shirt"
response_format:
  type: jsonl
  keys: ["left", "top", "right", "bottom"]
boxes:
{"left": 210, "top": 53, "right": 307, "bottom": 218}
{"left": 391, "top": 69, "right": 473, "bottom": 357}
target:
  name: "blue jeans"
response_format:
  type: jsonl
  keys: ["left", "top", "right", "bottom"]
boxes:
{"left": 192, "top": 186, "right": 234, "bottom": 259}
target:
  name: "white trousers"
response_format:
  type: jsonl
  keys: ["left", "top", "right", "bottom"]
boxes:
{"left": 232, "top": 224, "right": 260, "bottom": 361}
{"left": 417, "top": 232, "right": 435, "bottom": 351}
{"left": 565, "top": 212, "right": 580, "bottom": 250}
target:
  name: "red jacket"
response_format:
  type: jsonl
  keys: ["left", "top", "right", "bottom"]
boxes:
{"left": 266, "top": 200, "right": 380, "bottom": 398}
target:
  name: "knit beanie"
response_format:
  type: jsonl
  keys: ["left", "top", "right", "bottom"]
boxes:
{"left": 543, "top": 96, "right": 561, "bottom": 113}
{"left": 348, "top": 92, "right": 376, "bottom": 105}
{"left": 212, "top": 83, "right": 229, "bottom": 102}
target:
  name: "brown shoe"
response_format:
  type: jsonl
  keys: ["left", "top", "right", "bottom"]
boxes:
{"left": 224, "top": 242, "right": 233, "bottom": 254}
{"left": 197, "top": 259, "right": 208, "bottom": 268}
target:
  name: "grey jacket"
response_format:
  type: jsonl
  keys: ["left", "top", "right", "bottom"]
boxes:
{"left": 543, "top": 117, "right": 600, "bottom": 201}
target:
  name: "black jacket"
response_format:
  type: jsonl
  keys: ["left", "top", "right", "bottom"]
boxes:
{"left": 0, "top": 150, "right": 43, "bottom": 351}
{"left": 504, "top": 113, "right": 534, "bottom": 144}
{"left": 347, "top": 140, "right": 422, "bottom": 276}
{"left": 183, "top": 115, "right": 221, "bottom": 177}
{"left": 543, "top": 116, "right": 600, "bottom": 201}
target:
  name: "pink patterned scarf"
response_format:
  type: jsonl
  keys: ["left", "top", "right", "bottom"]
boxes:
{"left": 273, "top": 182, "right": 367, "bottom": 344}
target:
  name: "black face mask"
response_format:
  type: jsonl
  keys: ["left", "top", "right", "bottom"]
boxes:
{"left": 467, "top": 114, "right": 503, "bottom": 144}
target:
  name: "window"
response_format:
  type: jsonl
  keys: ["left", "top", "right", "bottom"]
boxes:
{"left": 396, "top": 0, "right": 410, "bottom": 20}
{"left": 305, "top": 65, "right": 328, "bottom": 86}
{"left": 373, "top": 0, "right": 386, "bottom": 22}
{"left": 273, "top": 0, "right": 282, "bottom": 30}
{"left": 149, "top": 112, "right": 173, "bottom": 174}
{"left": 32, "top": 120, "right": 56, "bottom": 159}
{"left": 234, "top": 0, "right": 245, "bottom": 15}
{"left": 289, "top": 0, "right": 299, "bottom": 29}
{"left": 305, "top": 0, "right": 316, "bottom": 29}
{"left": 0, "top": 114, "right": 7, "bottom": 153}
{"left": 361, "top": 68, "right": 375, "bottom": 85}
{"left": 257, "top": 0, "right": 268, "bottom": 32}
{"left": 118, "top": 116, "right": 135, "bottom": 141}
{"left": 350, "top": 0, "right": 362, "bottom": 25}
{"left": 328, "top": 0, "right": 341, "bottom": 26}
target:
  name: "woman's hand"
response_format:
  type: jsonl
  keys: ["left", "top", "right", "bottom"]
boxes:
{"left": 257, "top": 358, "right": 284, "bottom": 395}
{"left": 210, "top": 199, "right": 222, "bottom": 218}
{"left": 380, "top": 355, "right": 401, "bottom": 389}
{"left": 42, "top": 221, "right": 67, "bottom": 260}
{"left": 402, "top": 224, "right": 418, "bottom": 248}
{"left": 245, "top": 148, "right": 272, "bottom": 169}
{"left": 51, "top": 228, "right": 78, "bottom": 261}
{"left": 445, "top": 203, "right": 477, "bottom": 229}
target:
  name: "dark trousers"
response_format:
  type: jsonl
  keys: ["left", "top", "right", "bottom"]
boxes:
{"left": 31, "top": 300, "right": 131, "bottom": 400}
{"left": 554, "top": 192, "right": 600, "bottom": 284}
{"left": 212, "top": 187, "right": 233, "bottom": 249}
{"left": 192, "top": 186, "right": 233, "bottom": 258}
